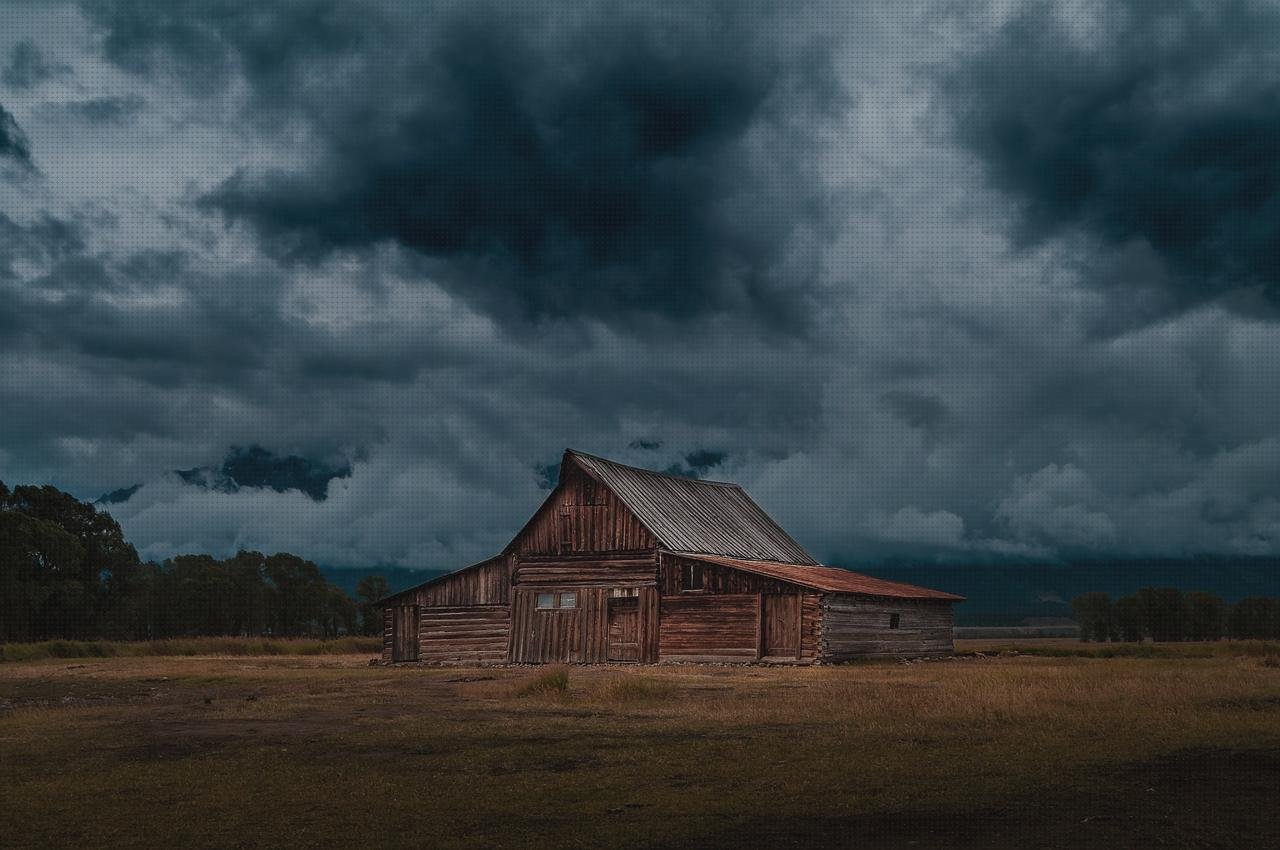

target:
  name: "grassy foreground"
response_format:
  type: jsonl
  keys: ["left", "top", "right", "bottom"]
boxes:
{"left": 2, "top": 641, "right": 1279, "bottom": 848}
{"left": 1, "top": 636, "right": 382, "bottom": 663}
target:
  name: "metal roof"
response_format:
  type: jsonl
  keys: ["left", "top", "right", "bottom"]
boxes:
{"left": 672, "top": 552, "right": 965, "bottom": 600}
{"left": 567, "top": 450, "right": 818, "bottom": 564}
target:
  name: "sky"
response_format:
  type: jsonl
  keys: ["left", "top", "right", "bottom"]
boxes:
{"left": 2, "top": 0, "right": 1280, "bottom": 570}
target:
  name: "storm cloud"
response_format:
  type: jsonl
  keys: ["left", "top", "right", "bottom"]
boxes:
{"left": 947, "top": 0, "right": 1280, "bottom": 308}
{"left": 3, "top": 1, "right": 1280, "bottom": 570}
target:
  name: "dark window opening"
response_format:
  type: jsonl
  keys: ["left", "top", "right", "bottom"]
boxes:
{"left": 558, "top": 511, "right": 571, "bottom": 553}
{"left": 536, "top": 592, "right": 578, "bottom": 611}
{"left": 889, "top": 613, "right": 900, "bottom": 629}
{"left": 681, "top": 562, "right": 704, "bottom": 592}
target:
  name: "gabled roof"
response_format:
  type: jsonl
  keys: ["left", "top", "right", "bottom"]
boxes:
{"left": 672, "top": 552, "right": 965, "bottom": 601}
{"left": 567, "top": 450, "right": 818, "bottom": 565}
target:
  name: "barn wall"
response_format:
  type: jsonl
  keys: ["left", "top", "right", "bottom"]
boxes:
{"left": 381, "top": 606, "right": 392, "bottom": 662}
{"left": 509, "top": 586, "right": 608, "bottom": 663}
{"left": 418, "top": 556, "right": 513, "bottom": 606}
{"left": 820, "top": 595, "right": 954, "bottom": 661}
{"left": 515, "top": 554, "right": 657, "bottom": 586}
{"left": 658, "top": 594, "right": 759, "bottom": 662}
{"left": 418, "top": 605, "right": 510, "bottom": 664}
{"left": 659, "top": 553, "right": 806, "bottom": 596}
{"left": 510, "top": 465, "right": 655, "bottom": 555}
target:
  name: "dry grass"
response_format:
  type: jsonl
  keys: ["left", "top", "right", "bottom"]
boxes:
{"left": 2, "top": 643, "right": 1279, "bottom": 848}
{"left": 1, "top": 636, "right": 381, "bottom": 662}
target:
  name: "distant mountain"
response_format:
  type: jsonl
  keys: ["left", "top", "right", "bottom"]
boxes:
{"left": 319, "top": 565, "right": 449, "bottom": 597}
{"left": 871, "top": 557, "right": 1280, "bottom": 626}
{"left": 96, "top": 445, "right": 352, "bottom": 504}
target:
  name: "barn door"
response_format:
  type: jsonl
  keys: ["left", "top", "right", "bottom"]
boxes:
{"left": 391, "top": 605, "right": 420, "bottom": 662}
{"left": 761, "top": 594, "right": 800, "bottom": 659}
{"left": 607, "top": 596, "right": 640, "bottom": 662}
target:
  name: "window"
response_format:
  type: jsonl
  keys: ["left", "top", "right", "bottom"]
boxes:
{"left": 536, "top": 592, "right": 577, "bottom": 610}
{"left": 680, "top": 562, "right": 704, "bottom": 592}
{"left": 558, "top": 511, "right": 572, "bottom": 553}
{"left": 611, "top": 587, "right": 639, "bottom": 598}
{"left": 889, "top": 613, "right": 901, "bottom": 630}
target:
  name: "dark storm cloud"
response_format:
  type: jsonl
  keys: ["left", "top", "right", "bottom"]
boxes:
{"left": 948, "top": 0, "right": 1280, "bottom": 307}
{"left": 85, "top": 0, "right": 841, "bottom": 323}
{"left": 52, "top": 95, "right": 147, "bottom": 125}
{"left": 0, "top": 105, "right": 33, "bottom": 168}
{"left": 2, "top": 40, "right": 70, "bottom": 89}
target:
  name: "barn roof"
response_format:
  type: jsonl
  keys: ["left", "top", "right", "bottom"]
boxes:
{"left": 672, "top": 552, "right": 965, "bottom": 600}
{"left": 567, "top": 450, "right": 818, "bottom": 565}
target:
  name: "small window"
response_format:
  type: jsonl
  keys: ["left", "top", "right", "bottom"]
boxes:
{"left": 680, "top": 562, "right": 704, "bottom": 592}
{"left": 611, "top": 587, "right": 639, "bottom": 598}
{"left": 889, "top": 613, "right": 901, "bottom": 629}
{"left": 558, "top": 512, "right": 572, "bottom": 553}
{"left": 558, "top": 592, "right": 577, "bottom": 609}
{"left": 536, "top": 593, "right": 555, "bottom": 610}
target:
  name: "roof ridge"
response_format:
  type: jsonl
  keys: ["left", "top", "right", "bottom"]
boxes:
{"left": 565, "top": 448, "right": 742, "bottom": 488}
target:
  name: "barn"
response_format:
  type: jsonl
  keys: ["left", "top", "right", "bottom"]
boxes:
{"left": 380, "top": 449, "right": 963, "bottom": 664}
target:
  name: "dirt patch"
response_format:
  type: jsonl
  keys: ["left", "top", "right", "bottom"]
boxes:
{"left": 658, "top": 748, "right": 1280, "bottom": 849}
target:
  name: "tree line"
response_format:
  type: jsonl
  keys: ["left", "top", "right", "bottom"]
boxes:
{"left": 1071, "top": 588, "right": 1280, "bottom": 642}
{"left": 1, "top": 481, "right": 391, "bottom": 642}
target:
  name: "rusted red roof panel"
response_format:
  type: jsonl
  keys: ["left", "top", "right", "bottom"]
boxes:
{"left": 671, "top": 552, "right": 965, "bottom": 600}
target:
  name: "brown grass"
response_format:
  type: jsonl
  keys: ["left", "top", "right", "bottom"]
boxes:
{"left": 2, "top": 643, "right": 1279, "bottom": 848}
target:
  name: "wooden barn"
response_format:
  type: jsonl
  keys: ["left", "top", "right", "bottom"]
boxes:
{"left": 380, "top": 449, "right": 962, "bottom": 665}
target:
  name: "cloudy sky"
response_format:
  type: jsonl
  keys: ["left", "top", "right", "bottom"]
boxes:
{"left": 2, "top": 0, "right": 1280, "bottom": 569}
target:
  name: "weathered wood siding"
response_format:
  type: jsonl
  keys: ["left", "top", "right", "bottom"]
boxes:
{"left": 659, "top": 553, "right": 807, "bottom": 596}
{"left": 659, "top": 593, "right": 759, "bottom": 662}
{"left": 657, "top": 553, "right": 819, "bottom": 663}
{"left": 820, "top": 595, "right": 954, "bottom": 661}
{"left": 510, "top": 465, "right": 655, "bottom": 555}
{"left": 515, "top": 554, "right": 657, "bottom": 586}
{"left": 507, "top": 585, "right": 659, "bottom": 663}
{"left": 418, "top": 556, "right": 512, "bottom": 606}
{"left": 419, "top": 605, "right": 510, "bottom": 664}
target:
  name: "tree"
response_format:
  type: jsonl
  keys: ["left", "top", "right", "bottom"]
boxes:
{"left": 1113, "top": 595, "right": 1145, "bottom": 642}
{"left": 1071, "top": 592, "right": 1114, "bottom": 642}
{"left": 1185, "top": 591, "right": 1225, "bottom": 641}
{"left": 1228, "top": 597, "right": 1277, "bottom": 640}
{"left": 356, "top": 575, "right": 391, "bottom": 636}
{"left": 1138, "top": 587, "right": 1188, "bottom": 642}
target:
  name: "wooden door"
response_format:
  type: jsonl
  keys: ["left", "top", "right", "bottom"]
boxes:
{"left": 607, "top": 596, "right": 640, "bottom": 662}
{"left": 391, "top": 605, "right": 419, "bottom": 662}
{"left": 761, "top": 594, "right": 799, "bottom": 658}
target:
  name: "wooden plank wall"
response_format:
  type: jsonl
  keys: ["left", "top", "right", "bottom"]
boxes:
{"left": 381, "top": 606, "right": 393, "bottom": 662}
{"left": 508, "top": 587, "right": 607, "bottom": 663}
{"left": 417, "top": 556, "right": 512, "bottom": 607}
{"left": 515, "top": 554, "right": 657, "bottom": 586}
{"left": 511, "top": 465, "right": 655, "bottom": 555}
{"left": 419, "top": 605, "right": 510, "bottom": 664}
{"left": 820, "top": 595, "right": 954, "bottom": 661}
{"left": 658, "top": 594, "right": 759, "bottom": 662}
{"left": 659, "top": 553, "right": 806, "bottom": 596}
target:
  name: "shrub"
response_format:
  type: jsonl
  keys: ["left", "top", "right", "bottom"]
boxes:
{"left": 513, "top": 665, "right": 570, "bottom": 698}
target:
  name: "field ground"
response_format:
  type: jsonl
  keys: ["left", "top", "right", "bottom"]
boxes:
{"left": 3, "top": 640, "right": 1280, "bottom": 849}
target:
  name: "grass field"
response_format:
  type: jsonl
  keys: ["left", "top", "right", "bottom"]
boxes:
{"left": 3, "top": 640, "right": 1279, "bottom": 848}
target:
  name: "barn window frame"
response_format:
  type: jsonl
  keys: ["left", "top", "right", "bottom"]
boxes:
{"left": 889, "top": 613, "right": 901, "bottom": 629}
{"left": 536, "top": 591, "right": 578, "bottom": 611}
{"left": 680, "top": 562, "right": 705, "bottom": 592}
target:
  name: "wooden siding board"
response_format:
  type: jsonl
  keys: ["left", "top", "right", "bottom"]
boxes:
{"left": 507, "top": 465, "right": 656, "bottom": 556}
{"left": 819, "top": 595, "right": 955, "bottom": 661}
